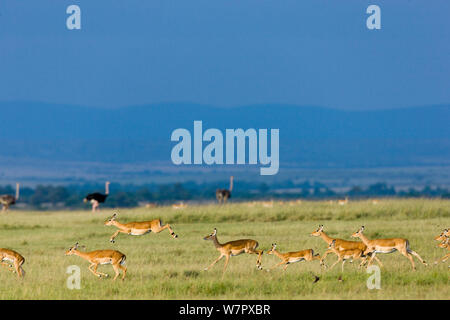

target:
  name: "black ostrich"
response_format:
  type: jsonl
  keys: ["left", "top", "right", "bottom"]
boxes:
{"left": 83, "top": 181, "right": 110, "bottom": 212}
{"left": 216, "top": 176, "right": 233, "bottom": 204}
{"left": 0, "top": 183, "right": 20, "bottom": 211}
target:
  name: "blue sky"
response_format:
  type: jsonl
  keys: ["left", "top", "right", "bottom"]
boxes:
{"left": 0, "top": 0, "right": 449, "bottom": 109}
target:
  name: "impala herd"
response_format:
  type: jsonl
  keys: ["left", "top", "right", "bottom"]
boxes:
{"left": 0, "top": 212, "right": 448, "bottom": 281}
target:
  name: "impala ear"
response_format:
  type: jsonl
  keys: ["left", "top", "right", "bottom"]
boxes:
{"left": 361, "top": 226, "right": 365, "bottom": 231}
{"left": 213, "top": 228, "right": 217, "bottom": 235}
{"left": 74, "top": 242, "right": 79, "bottom": 249}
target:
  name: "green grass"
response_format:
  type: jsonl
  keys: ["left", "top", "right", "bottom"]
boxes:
{"left": 0, "top": 198, "right": 448, "bottom": 299}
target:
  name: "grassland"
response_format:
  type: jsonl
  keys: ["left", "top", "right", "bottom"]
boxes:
{"left": 0, "top": 199, "right": 448, "bottom": 300}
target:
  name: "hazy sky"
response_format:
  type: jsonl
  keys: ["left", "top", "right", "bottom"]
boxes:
{"left": 0, "top": 0, "right": 449, "bottom": 109}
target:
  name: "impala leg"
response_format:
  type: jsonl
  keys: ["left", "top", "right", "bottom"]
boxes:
{"left": 373, "top": 256, "right": 383, "bottom": 268}
{"left": 205, "top": 254, "right": 224, "bottom": 271}
{"left": 110, "top": 230, "right": 128, "bottom": 243}
{"left": 13, "top": 261, "right": 23, "bottom": 278}
{"left": 435, "top": 252, "right": 449, "bottom": 264}
{"left": 400, "top": 249, "right": 416, "bottom": 270}
{"left": 119, "top": 264, "right": 127, "bottom": 280}
{"left": 112, "top": 264, "right": 120, "bottom": 281}
{"left": 358, "top": 255, "right": 368, "bottom": 267}
{"left": 247, "top": 249, "right": 263, "bottom": 270}
{"left": 88, "top": 263, "right": 101, "bottom": 278}
{"left": 221, "top": 254, "right": 230, "bottom": 279}
{"left": 341, "top": 259, "right": 346, "bottom": 272}
{"left": 153, "top": 223, "right": 178, "bottom": 239}
{"left": 310, "top": 254, "right": 322, "bottom": 266}
{"left": 320, "top": 249, "right": 337, "bottom": 267}
{"left": 408, "top": 249, "right": 428, "bottom": 266}
{"left": 18, "top": 266, "right": 25, "bottom": 278}
{"left": 91, "top": 264, "right": 108, "bottom": 278}
{"left": 267, "top": 260, "right": 288, "bottom": 271}
{"left": 366, "top": 252, "right": 377, "bottom": 268}
{"left": 329, "top": 257, "right": 341, "bottom": 270}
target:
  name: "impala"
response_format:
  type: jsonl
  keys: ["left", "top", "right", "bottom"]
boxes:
{"left": 310, "top": 225, "right": 381, "bottom": 267}
{"left": 435, "top": 235, "right": 449, "bottom": 265}
{"left": 261, "top": 201, "right": 274, "bottom": 208}
{"left": 337, "top": 197, "right": 349, "bottom": 205}
{"left": 172, "top": 202, "right": 187, "bottom": 209}
{"left": 105, "top": 213, "right": 178, "bottom": 243}
{"left": 0, "top": 248, "right": 25, "bottom": 278}
{"left": 326, "top": 240, "right": 366, "bottom": 271}
{"left": 203, "top": 228, "right": 263, "bottom": 277}
{"left": 65, "top": 242, "right": 127, "bottom": 280}
{"left": 266, "top": 243, "right": 322, "bottom": 271}
{"left": 351, "top": 226, "right": 428, "bottom": 270}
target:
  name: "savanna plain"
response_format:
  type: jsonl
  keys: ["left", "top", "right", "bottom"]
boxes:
{"left": 0, "top": 199, "right": 448, "bottom": 300}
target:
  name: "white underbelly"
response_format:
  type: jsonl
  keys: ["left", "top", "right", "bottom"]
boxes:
{"left": 2, "top": 257, "right": 13, "bottom": 263}
{"left": 375, "top": 247, "right": 397, "bottom": 254}
{"left": 230, "top": 251, "right": 244, "bottom": 256}
{"left": 130, "top": 229, "right": 151, "bottom": 236}
{"left": 287, "top": 258, "right": 304, "bottom": 264}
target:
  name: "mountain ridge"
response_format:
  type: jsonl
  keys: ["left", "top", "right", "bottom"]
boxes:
{"left": 0, "top": 101, "right": 448, "bottom": 167}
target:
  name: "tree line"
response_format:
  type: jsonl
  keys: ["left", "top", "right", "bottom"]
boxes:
{"left": 0, "top": 181, "right": 448, "bottom": 210}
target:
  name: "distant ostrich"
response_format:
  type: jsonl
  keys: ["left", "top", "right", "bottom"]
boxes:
{"left": 0, "top": 183, "right": 20, "bottom": 211}
{"left": 83, "top": 181, "right": 110, "bottom": 212}
{"left": 216, "top": 176, "right": 233, "bottom": 204}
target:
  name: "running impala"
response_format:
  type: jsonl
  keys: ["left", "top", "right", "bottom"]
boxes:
{"left": 326, "top": 239, "right": 366, "bottom": 271}
{"left": 203, "top": 228, "right": 263, "bottom": 277}
{"left": 266, "top": 243, "right": 322, "bottom": 271}
{"left": 65, "top": 242, "right": 127, "bottom": 280}
{"left": 351, "top": 226, "right": 428, "bottom": 270}
{"left": 104, "top": 213, "right": 178, "bottom": 243}
{"left": 0, "top": 248, "right": 25, "bottom": 278}
{"left": 310, "top": 225, "right": 381, "bottom": 267}
{"left": 435, "top": 235, "right": 449, "bottom": 265}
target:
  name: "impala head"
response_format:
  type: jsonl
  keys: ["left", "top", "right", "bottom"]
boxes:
{"left": 104, "top": 213, "right": 118, "bottom": 226}
{"left": 435, "top": 229, "right": 449, "bottom": 241}
{"left": 203, "top": 228, "right": 217, "bottom": 240}
{"left": 351, "top": 226, "right": 365, "bottom": 238}
{"left": 310, "top": 225, "right": 324, "bottom": 237}
{"left": 438, "top": 237, "right": 449, "bottom": 248}
{"left": 65, "top": 242, "right": 79, "bottom": 255}
{"left": 267, "top": 243, "right": 277, "bottom": 255}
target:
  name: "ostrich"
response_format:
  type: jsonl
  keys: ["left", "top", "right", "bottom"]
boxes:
{"left": 83, "top": 181, "right": 110, "bottom": 212}
{"left": 0, "top": 183, "right": 20, "bottom": 211}
{"left": 216, "top": 176, "right": 233, "bottom": 204}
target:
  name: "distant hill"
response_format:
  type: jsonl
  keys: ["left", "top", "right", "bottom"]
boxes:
{"left": 0, "top": 101, "right": 448, "bottom": 168}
